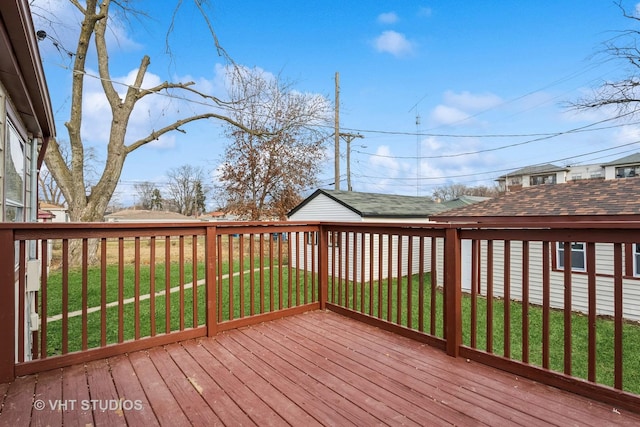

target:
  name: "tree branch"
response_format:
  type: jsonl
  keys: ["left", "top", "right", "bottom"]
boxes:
{"left": 136, "top": 80, "right": 231, "bottom": 107}
{"left": 124, "top": 113, "right": 264, "bottom": 153}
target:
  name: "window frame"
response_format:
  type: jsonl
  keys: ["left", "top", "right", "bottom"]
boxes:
{"left": 556, "top": 241, "right": 587, "bottom": 272}
{"left": 4, "top": 118, "right": 26, "bottom": 223}
{"left": 633, "top": 243, "right": 640, "bottom": 277}
{"left": 615, "top": 165, "right": 640, "bottom": 178}
{"left": 529, "top": 174, "right": 556, "bottom": 186}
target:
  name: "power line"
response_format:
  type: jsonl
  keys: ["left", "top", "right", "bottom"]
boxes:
{"left": 45, "top": 61, "right": 639, "bottom": 142}
{"left": 352, "top": 112, "right": 639, "bottom": 161}
{"left": 352, "top": 140, "right": 640, "bottom": 182}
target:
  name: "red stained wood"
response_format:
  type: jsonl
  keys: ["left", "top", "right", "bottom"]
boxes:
{"left": 147, "top": 346, "right": 222, "bottom": 426}
{"left": 85, "top": 359, "right": 127, "bottom": 426}
{"left": 18, "top": 242, "right": 25, "bottom": 364}
{"left": 2, "top": 311, "right": 640, "bottom": 426}
{"left": 109, "top": 354, "right": 160, "bottom": 427}
{"left": 61, "top": 363, "right": 94, "bottom": 426}
{"left": 129, "top": 350, "right": 191, "bottom": 426}
{"left": 185, "top": 339, "right": 287, "bottom": 425}
{"left": 1, "top": 375, "right": 37, "bottom": 426}
{"left": 30, "top": 368, "right": 62, "bottom": 427}
{"left": 164, "top": 342, "right": 256, "bottom": 426}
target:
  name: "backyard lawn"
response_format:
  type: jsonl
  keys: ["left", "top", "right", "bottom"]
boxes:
{"left": 42, "top": 262, "right": 640, "bottom": 395}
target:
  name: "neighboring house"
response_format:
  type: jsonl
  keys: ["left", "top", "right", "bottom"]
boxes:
{"left": 432, "top": 177, "right": 640, "bottom": 320}
{"left": 1, "top": 0, "right": 55, "bottom": 224}
{"left": 287, "top": 189, "right": 480, "bottom": 282}
{"left": 38, "top": 202, "right": 68, "bottom": 223}
{"left": 104, "top": 209, "right": 197, "bottom": 223}
{"left": 496, "top": 152, "right": 640, "bottom": 192}
{"left": 496, "top": 164, "right": 569, "bottom": 192}
{"left": 198, "top": 211, "right": 241, "bottom": 222}
{"left": 601, "top": 152, "right": 640, "bottom": 179}
{"left": 288, "top": 189, "right": 451, "bottom": 222}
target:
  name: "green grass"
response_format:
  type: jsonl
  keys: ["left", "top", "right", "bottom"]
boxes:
{"left": 42, "top": 264, "right": 640, "bottom": 395}
{"left": 42, "top": 262, "right": 316, "bottom": 355}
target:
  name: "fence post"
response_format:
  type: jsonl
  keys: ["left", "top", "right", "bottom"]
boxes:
{"left": 444, "top": 227, "right": 462, "bottom": 357}
{"left": 318, "top": 224, "right": 328, "bottom": 309}
{"left": 206, "top": 225, "right": 218, "bottom": 337}
{"left": 0, "top": 229, "right": 16, "bottom": 382}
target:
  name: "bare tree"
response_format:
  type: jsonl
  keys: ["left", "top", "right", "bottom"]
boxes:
{"left": 166, "top": 165, "right": 210, "bottom": 216}
{"left": 432, "top": 183, "right": 499, "bottom": 201}
{"left": 38, "top": 167, "right": 65, "bottom": 205}
{"left": 572, "top": 2, "right": 640, "bottom": 116}
{"left": 38, "top": 142, "right": 99, "bottom": 205}
{"left": 216, "top": 67, "right": 331, "bottom": 220}
{"left": 133, "top": 181, "right": 158, "bottom": 210}
{"left": 32, "top": 0, "right": 262, "bottom": 261}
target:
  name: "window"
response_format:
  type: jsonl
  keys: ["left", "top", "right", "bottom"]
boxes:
{"left": 530, "top": 174, "right": 556, "bottom": 186}
{"left": 557, "top": 242, "right": 586, "bottom": 272}
{"left": 508, "top": 176, "right": 522, "bottom": 186}
{"left": 615, "top": 165, "right": 640, "bottom": 178}
{"left": 5, "top": 120, "right": 25, "bottom": 222}
{"left": 571, "top": 174, "right": 582, "bottom": 181}
{"left": 634, "top": 244, "right": 640, "bottom": 277}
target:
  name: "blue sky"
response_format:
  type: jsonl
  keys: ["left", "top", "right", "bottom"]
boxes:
{"left": 31, "top": 1, "right": 640, "bottom": 207}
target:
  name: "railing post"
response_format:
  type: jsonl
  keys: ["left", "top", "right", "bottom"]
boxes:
{"left": 206, "top": 225, "right": 218, "bottom": 337}
{"left": 0, "top": 229, "right": 16, "bottom": 382}
{"left": 318, "top": 224, "right": 328, "bottom": 309}
{"left": 444, "top": 227, "right": 462, "bottom": 357}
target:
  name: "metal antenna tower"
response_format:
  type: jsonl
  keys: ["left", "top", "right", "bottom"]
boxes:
{"left": 416, "top": 112, "right": 421, "bottom": 196}
{"left": 409, "top": 93, "right": 427, "bottom": 197}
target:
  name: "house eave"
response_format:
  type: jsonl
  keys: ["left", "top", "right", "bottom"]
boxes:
{"left": 0, "top": 0, "right": 56, "bottom": 148}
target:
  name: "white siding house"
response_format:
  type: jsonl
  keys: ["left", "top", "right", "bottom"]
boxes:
{"left": 287, "top": 189, "right": 482, "bottom": 282}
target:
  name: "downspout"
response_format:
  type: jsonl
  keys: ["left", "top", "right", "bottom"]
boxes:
{"left": 25, "top": 136, "right": 40, "bottom": 361}
{"left": 30, "top": 137, "right": 39, "bottom": 227}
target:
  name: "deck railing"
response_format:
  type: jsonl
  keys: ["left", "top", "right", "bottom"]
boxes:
{"left": 1, "top": 219, "right": 640, "bottom": 413}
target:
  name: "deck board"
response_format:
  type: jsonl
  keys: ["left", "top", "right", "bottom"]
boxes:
{"left": 1, "top": 310, "right": 640, "bottom": 426}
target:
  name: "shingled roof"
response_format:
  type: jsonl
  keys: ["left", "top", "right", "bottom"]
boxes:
{"left": 601, "top": 152, "right": 640, "bottom": 167}
{"left": 432, "top": 177, "right": 640, "bottom": 222}
{"left": 288, "top": 189, "right": 450, "bottom": 218}
{"left": 496, "top": 163, "right": 568, "bottom": 179}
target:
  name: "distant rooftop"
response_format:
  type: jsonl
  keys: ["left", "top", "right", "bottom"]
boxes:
{"left": 601, "top": 152, "right": 640, "bottom": 167}
{"left": 104, "top": 210, "right": 196, "bottom": 222}
{"left": 433, "top": 177, "right": 640, "bottom": 221}
{"left": 496, "top": 163, "right": 568, "bottom": 179}
{"left": 289, "top": 189, "right": 450, "bottom": 218}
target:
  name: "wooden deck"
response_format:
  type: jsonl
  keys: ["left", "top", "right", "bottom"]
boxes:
{"left": 1, "top": 310, "right": 639, "bottom": 426}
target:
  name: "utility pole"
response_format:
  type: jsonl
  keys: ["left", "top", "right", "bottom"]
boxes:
{"left": 334, "top": 72, "right": 340, "bottom": 190}
{"left": 340, "top": 133, "right": 363, "bottom": 191}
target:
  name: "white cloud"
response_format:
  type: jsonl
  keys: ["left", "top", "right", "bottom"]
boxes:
{"left": 370, "top": 146, "right": 402, "bottom": 175}
{"left": 430, "top": 105, "right": 470, "bottom": 125}
{"left": 443, "top": 91, "right": 503, "bottom": 112}
{"left": 373, "top": 31, "right": 415, "bottom": 57}
{"left": 613, "top": 125, "right": 640, "bottom": 144}
{"left": 635, "top": 3, "right": 640, "bottom": 17}
{"left": 377, "top": 12, "right": 399, "bottom": 24}
{"left": 80, "top": 67, "right": 183, "bottom": 149}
